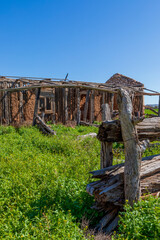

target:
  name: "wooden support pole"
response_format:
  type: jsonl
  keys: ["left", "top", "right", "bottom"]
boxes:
{"left": 110, "top": 93, "right": 114, "bottom": 114}
{"left": 77, "top": 88, "right": 81, "bottom": 125}
{"left": 90, "top": 90, "right": 94, "bottom": 124}
{"left": 33, "top": 88, "right": 41, "bottom": 126}
{"left": 83, "top": 90, "right": 90, "bottom": 122}
{"left": 52, "top": 88, "right": 56, "bottom": 124}
{"left": 102, "top": 92, "right": 105, "bottom": 104}
{"left": 68, "top": 88, "right": 71, "bottom": 120}
{"left": 3, "top": 82, "right": 9, "bottom": 125}
{"left": 158, "top": 96, "right": 160, "bottom": 117}
{"left": 100, "top": 103, "right": 113, "bottom": 169}
{"left": 117, "top": 89, "right": 141, "bottom": 205}
{"left": 19, "top": 82, "right": 23, "bottom": 123}
{"left": 64, "top": 88, "right": 68, "bottom": 124}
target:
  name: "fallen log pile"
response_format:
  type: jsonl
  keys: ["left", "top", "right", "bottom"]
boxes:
{"left": 86, "top": 154, "right": 160, "bottom": 233}
{"left": 35, "top": 115, "right": 55, "bottom": 135}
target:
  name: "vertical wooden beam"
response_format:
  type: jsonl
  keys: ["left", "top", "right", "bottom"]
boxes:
{"left": 61, "top": 89, "right": 64, "bottom": 123}
{"left": 3, "top": 82, "right": 9, "bottom": 125}
{"left": 33, "top": 88, "right": 41, "bottom": 126}
{"left": 19, "top": 81, "right": 23, "bottom": 123}
{"left": 110, "top": 93, "right": 114, "bottom": 114}
{"left": 158, "top": 96, "right": 160, "bottom": 117}
{"left": 64, "top": 88, "right": 68, "bottom": 124}
{"left": 102, "top": 103, "right": 111, "bottom": 121}
{"left": 68, "top": 88, "right": 71, "bottom": 120}
{"left": 83, "top": 90, "right": 90, "bottom": 122}
{"left": 52, "top": 88, "right": 56, "bottom": 124}
{"left": 102, "top": 92, "right": 105, "bottom": 105}
{"left": 100, "top": 103, "right": 113, "bottom": 168}
{"left": 90, "top": 90, "right": 94, "bottom": 124}
{"left": 77, "top": 88, "right": 81, "bottom": 125}
{"left": 117, "top": 88, "right": 141, "bottom": 205}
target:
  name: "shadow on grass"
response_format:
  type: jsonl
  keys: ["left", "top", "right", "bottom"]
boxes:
{"left": 24, "top": 187, "right": 103, "bottom": 226}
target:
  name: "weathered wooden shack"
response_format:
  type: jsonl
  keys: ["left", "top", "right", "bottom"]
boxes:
{"left": 105, "top": 73, "right": 144, "bottom": 117}
{"left": 0, "top": 74, "right": 144, "bottom": 125}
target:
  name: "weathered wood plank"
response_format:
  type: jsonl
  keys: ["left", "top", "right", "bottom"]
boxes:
{"left": 3, "top": 82, "right": 9, "bottom": 124}
{"left": 90, "top": 90, "right": 94, "bottom": 124}
{"left": 64, "top": 88, "right": 68, "bottom": 124}
{"left": 77, "top": 88, "right": 81, "bottom": 125}
{"left": 35, "top": 115, "right": 55, "bottom": 135}
{"left": 19, "top": 82, "right": 24, "bottom": 123}
{"left": 100, "top": 103, "right": 113, "bottom": 169}
{"left": 117, "top": 89, "right": 141, "bottom": 205}
{"left": 83, "top": 90, "right": 90, "bottom": 122}
{"left": 33, "top": 88, "right": 41, "bottom": 126}
{"left": 52, "top": 88, "right": 56, "bottom": 124}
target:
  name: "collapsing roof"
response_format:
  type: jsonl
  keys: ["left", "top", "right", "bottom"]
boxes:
{"left": 105, "top": 73, "right": 144, "bottom": 88}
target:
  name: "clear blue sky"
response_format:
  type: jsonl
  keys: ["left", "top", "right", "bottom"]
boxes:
{"left": 0, "top": 0, "right": 160, "bottom": 104}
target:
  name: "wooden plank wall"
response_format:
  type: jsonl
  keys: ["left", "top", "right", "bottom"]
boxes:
{"left": 0, "top": 80, "right": 145, "bottom": 125}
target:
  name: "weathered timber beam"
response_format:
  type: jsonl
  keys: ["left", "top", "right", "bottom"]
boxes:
{"left": 117, "top": 88, "right": 141, "bottom": 205}
{"left": 83, "top": 90, "right": 90, "bottom": 122}
{"left": 64, "top": 88, "right": 68, "bottom": 124}
{"left": 76, "top": 88, "right": 81, "bottom": 125}
{"left": 90, "top": 154, "right": 160, "bottom": 178}
{"left": 97, "top": 117, "right": 160, "bottom": 142}
{"left": 35, "top": 115, "right": 55, "bottom": 135}
{"left": 89, "top": 90, "right": 94, "bottom": 124}
{"left": 0, "top": 83, "right": 117, "bottom": 94}
{"left": 33, "top": 88, "right": 41, "bottom": 126}
{"left": 101, "top": 103, "right": 113, "bottom": 169}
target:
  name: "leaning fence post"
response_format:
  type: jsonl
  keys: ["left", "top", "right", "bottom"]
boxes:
{"left": 117, "top": 88, "right": 141, "bottom": 205}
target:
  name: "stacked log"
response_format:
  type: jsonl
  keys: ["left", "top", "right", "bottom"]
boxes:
{"left": 86, "top": 154, "right": 160, "bottom": 233}
{"left": 97, "top": 117, "right": 160, "bottom": 142}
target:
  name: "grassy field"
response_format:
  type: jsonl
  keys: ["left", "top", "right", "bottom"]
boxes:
{"left": 0, "top": 124, "right": 160, "bottom": 239}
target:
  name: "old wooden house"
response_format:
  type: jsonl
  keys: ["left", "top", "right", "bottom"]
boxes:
{"left": 0, "top": 73, "right": 144, "bottom": 125}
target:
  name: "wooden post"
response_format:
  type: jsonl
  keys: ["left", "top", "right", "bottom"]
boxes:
{"left": 19, "top": 81, "right": 23, "bottom": 123}
{"left": 83, "top": 90, "right": 90, "bottom": 122}
{"left": 158, "top": 96, "right": 160, "bottom": 117}
{"left": 117, "top": 88, "right": 141, "bottom": 205}
{"left": 64, "top": 88, "right": 68, "bottom": 124}
{"left": 110, "top": 93, "right": 114, "bottom": 114}
{"left": 77, "top": 88, "right": 81, "bottom": 125}
{"left": 68, "top": 88, "right": 71, "bottom": 120}
{"left": 52, "top": 88, "right": 56, "bottom": 124}
{"left": 102, "top": 103, "right": 111, "bottom": 121}
{"left": 33, "top": 88, "right": 41, "bottom": 126}
{"left": 100, "top": 103, "right": 113, "bottom": 168}
{"left": 102, "top": 92, "right": 105, "bottom": 104}
{"left": 4, "top": 82, "right": 9, "bottom": 125}
{"left": 90, "top": 90, "right": 94, "bottom": 124}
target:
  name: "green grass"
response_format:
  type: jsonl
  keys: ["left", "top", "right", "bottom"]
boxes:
{"left": 0, "top": 125, "right": 102, "bottom": 239}
{"left": 0, "top": 124, "right": 159, "bottom": 239}
{"left": 145, "top": 108, "right": 158, "bottom": 116}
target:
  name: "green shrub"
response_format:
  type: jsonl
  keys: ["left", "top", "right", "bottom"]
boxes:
{"left": 115, "top": 197, "right": 160, "bottom": 240}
